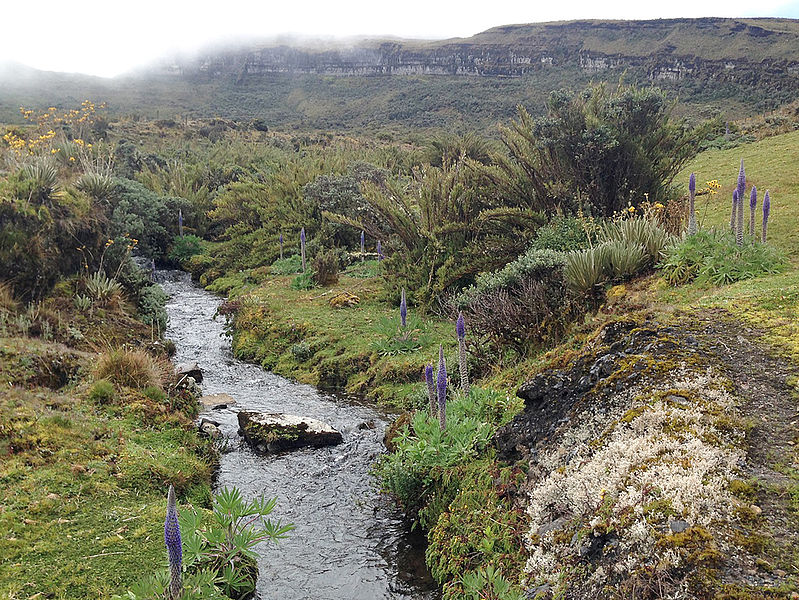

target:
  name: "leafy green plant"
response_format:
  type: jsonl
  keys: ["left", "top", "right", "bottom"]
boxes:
{"left": 531, "top": 215, "right": 593, "bottom": 252}
{"left": 179, "top": 487, "right": 294, "bottom": 599}
{"left": 564, "top": 245, "right": 610, "bottom": 295}
{"left": 290, "top": 341, "right": 312, "bottom": 361}
{"left": 460, "top": 566, "right": 526, "bottom": 600}
{"left": 76, "top": 172, "right": 116, "bottom": 201}
{"left": 73, "top": 293, "right": 92, "bottom": 311}
{"left": 658, "top": 230, "right": 787, "bottom": 286}
{"left": 169, "top": 234, "right": 204, "bottom": 264}
{"left": 290, "top": 272, "right": 316, "bottom": 290}
{"left": 370, "top": 315, "right": 430, "bottom": 356}
{"left": 85, "top": 271, "right": 123, "bottom": 304}
{"left": 270, "top": 254, "right": 302, "bottom": 275}
{"left": 605, "top": 240, "right": 649, "bottom": 279}
{"left": 112, "top": 568, "right": 226, "bottom": 600}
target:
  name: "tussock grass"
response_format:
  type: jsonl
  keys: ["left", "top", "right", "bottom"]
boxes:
{"left": 95, "top": 347, "right": 159, "bottom": 390}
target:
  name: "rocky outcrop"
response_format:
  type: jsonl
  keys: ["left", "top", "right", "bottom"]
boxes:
{"left": 237, "top": 411, "right": 343, "bottom": 453}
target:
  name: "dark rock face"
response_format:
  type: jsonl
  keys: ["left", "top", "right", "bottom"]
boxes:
{"left": 495, "top": 320, "right": 686, "bottom": 463}
{"left": 237, "top": 411, "right": 343, "bottom": 453}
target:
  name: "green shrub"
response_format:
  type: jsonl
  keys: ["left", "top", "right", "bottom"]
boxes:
{"left": 169, "top": 234, "right": 204, "bottom": 264}
{"left": 531, "top": 215, "right": 593, "bottom": 252}
{"left": 291, "top": 272, "right": 316, "bottom": 290}
{"left": 137, "top": 284, "right": 168, "bottom": 331}
{"left": 270, "top": 254, "right": 302, "bottom": 275}
{"left": 455, "top": 248, "right": 576, "bottom": 353}
{"left": 658, "top": 230, "right": 787, "bottom": 286}
{"left": 88, "top": 379, "right": 115, "bottom": 404}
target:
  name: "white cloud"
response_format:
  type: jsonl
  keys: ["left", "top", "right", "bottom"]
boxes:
{"left": 0, "top": 0, "right": 796, "bottom": 76}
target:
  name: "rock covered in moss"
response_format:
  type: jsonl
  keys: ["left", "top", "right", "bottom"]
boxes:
{"left": 237, "top": 411, "right": 343, "bottom": 453}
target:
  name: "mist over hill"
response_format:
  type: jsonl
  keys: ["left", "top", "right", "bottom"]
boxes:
{"left": 1, "top": 17, "right": 799, "bottom": 132}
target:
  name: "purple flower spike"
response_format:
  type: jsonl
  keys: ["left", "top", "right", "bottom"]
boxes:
{"left": 762, "top": 190, "right": 770, "bottom": 243}
{"left": 280, "top": 233, "right": 283, "bottom": 244}
{"left": 749, "top": 186, "right": 757, "bottom": 237}
{"left": 689, "top": 173, "right": 696, "bottom": 195}
{"left": 731, "top": 189, "right": 738, "bottom": 234}
{"left": 436, "top": 345, "right": 447, "bottom": 430}
{"left": 456, "top": 312, "right": 470, "bottom": 394}
{"left": 165, "top": 485, "right": 182, "bottom": 599}
{"left": 425, "top": 364, "right": 436, "bottom": 417}
{"left": 300, "top": 228, "right": 306, "bottom": 244}
{"left": 400, "top": 289, "right": 407, "bottom": 328}
{"left": 456, "top": 312, "right": 466, "bottom": 341}
{"left": 377, "top": 240, "right": 383, "bottom": 262}
{"left": 737, "top": 159, "right": 746, "bottom": 201}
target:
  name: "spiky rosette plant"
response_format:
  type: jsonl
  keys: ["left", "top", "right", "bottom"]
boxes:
{"left": 279, "top": 233, "right": 284, "bottom": 260}
{"left": 400, "top": 289, "right": 407, "bottom": 328}
{"left": 165, "top": 485, "right": 183, "bottom": 600}
{"left": 300, "top": 228, "right": 307, "bottom": 273}
{"left": 360, "top": 230, "right": 365, "bottom": 262}
{"left": 424, "top": 364, "right": 436, "bottom": 417}
{"left": 749, "top": 186, "right": 757, "bottom": 238}
{"left": 730, "top": 189, "right": 738, "bottom": 235}
{"left": 436, "top": 345, "right": 447, "bottom": 431}
{"left": 762, "top": 190, "right": 771, "bottom": 243}
{"left": 456, "top": 312, "right": 470, "bottom": 395}
{"left": 687, "top": 173, "right": 697, "bottom": 235}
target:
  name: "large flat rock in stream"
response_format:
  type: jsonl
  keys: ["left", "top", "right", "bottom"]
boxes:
{"left": 237, "top": 411, "right": 343, "bottom": 453}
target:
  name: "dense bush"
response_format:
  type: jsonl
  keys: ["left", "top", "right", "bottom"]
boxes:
{"left": 658, "top": 230, "right": 787, "bottom": 286}
{"left": 169, "top": 234, "right": 204, "bottom": 265}
{"left": 530, "top": 215, "right": 593, "bottom": 252}
{"left": 311, "top": 249, "right": 340, "bottom": 286}
{"left": 454, "top": 249, "right": 577, "bottom": 353}
{"left": 485, "top": 84, "right": 708, "bottom": 217}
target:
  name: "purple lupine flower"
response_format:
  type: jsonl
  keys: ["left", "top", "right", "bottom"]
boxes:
{"left": 424, "top": 364, "right": 436, "bottom": 417}
{"left": 360, "top": 230, "right": 365, "bottom": 263}
{"left": 279, "top": 232, "right": 284, "bottom": 260}
{"left": 436, "top": 345, "right": 447, "bottom": 430}
{"left": 178, "top": 209, "right": 184, "bottom": 237}
{"left": 456, "top": 313, "right": 469, "bottom": 395}
{"left": 377, "top": 240, "right": 383, "bottom": 262}
{"left": 749, "top": 186, "right": 757, "bottom": 238}
{"left": 400, "top": 289, "right": 407, "bottom": 328}
{"left": 737, "top": 159, "right": 746, "bottom": 201}
{"left": 762, "top": 190, "right": 770, "bottom": 243}
{"left": 736, "top": 184, "right": 745, "bottom": 246}
{"left": 456, "top": 312, "right": 466, "bottom": 341}
{"left": 165, "top": 485, "right": 182, "bottom": 599}
{"left": 687, "top": 173, "right": 697, "bottom": 235}
{"left": 731, "top": 189, "right": 738, "bottom": 234}
{"left": 300, "top": 228, "right": 307, "bottom": 273}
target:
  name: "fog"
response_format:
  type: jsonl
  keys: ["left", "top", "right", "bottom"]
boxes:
{"left": 0, "top": 0, "right": 796, "bottom": 77}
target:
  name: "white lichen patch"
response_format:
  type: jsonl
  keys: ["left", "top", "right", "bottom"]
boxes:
{"left": 524, "top": 368, "right": 743, "bottom": 591}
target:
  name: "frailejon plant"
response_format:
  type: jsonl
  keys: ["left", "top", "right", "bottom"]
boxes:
{"left": 687, "top": 173, "right": 697, "bottom": 235}
{"left": 165, "top": 484, "right": 183, "bottom": 599}
{"left": 456, "top": 312, "right": 470, "bottom": 395}
{"left": 749, "top": 186, "right": 757, "bottom": 238}
{"left": 425, "top": 364, "right": 437, "bottom": 417}
{"left": 300, "top": 228, "right": 307, "bottom": 273}
{"left": 437, "top": 345, "right": 447, "bottom": 431}
{"left": 400, "top": 289, "right": 407, "bottom": 328}
{"left": 762, "top": 190, "right": 770, "bottom": 243}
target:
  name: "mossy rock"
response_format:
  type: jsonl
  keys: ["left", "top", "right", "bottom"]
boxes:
{"left": 237, "top": 411, "right": 343, "bottom": 453}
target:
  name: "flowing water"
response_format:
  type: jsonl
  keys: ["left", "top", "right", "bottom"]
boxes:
{"left": 159, "top": 271, "right": 438, "bottom": 600}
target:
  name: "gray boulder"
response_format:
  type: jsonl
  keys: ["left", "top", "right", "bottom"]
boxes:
{"left": 237, "top": 411, "right": 343, "bottom": 453}
{"left": 176, "top": 362, "right": 203, "bottom": 383}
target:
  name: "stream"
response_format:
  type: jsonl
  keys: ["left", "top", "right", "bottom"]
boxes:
{"left": 159, "top": 271, "right": 439, "bottom": 600}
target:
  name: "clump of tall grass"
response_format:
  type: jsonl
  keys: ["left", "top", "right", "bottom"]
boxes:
{"left": 95, "top": 348, "right": 159, "bottom": 389}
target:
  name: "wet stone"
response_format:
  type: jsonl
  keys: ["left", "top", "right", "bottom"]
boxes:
{"left": 176, "top": 361, "right": 203, "bottom": 383}
{"left": 200, "top": 393, "right": 237, "bottom": 410}
{"left": 237, "top": 411, "right": 343, "bottom": 453}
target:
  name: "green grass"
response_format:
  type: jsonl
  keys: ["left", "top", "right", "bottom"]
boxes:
{"left": 680, "top": 129, "right": 799, "bottom": 259}
{"left": 0, "top": 297, "right": 214, "bottom": 599}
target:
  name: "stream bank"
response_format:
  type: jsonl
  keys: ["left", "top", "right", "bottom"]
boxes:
{"left": 160, "top": 270, "right": 438, "bottom": 600}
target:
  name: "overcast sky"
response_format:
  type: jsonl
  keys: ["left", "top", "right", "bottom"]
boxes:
{"left": 2, "top": 0, "right": 798, "bottom": 77}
